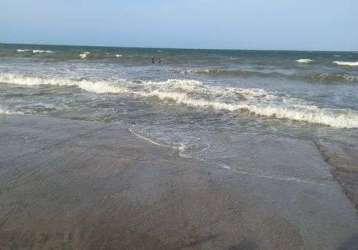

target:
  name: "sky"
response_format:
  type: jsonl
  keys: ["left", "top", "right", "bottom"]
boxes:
{"left": 1, "top": 0, "right": 357, "bottom": 51}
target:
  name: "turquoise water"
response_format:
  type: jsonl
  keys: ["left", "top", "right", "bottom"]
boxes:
{"left": 1, "top": 43, "right": 358, "bottom": 157}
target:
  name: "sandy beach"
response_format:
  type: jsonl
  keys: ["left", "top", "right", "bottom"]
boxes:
{"left": 1, "top": 0, "right": 358, "bottom": 248}
{"left": 0, "top": 115, "right": 357, "bottom": 250}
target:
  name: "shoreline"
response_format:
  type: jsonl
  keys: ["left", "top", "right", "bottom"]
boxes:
{"left": 0, "top": 115, "right": 357, "bottom": 249}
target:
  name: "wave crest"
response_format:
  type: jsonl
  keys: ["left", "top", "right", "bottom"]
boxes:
{"left": 79, "top": 52, "right": 91, "bottom": 59}
{"left": 16, "top": 49, "right": 31, "bottom": 53}
{"left": 1, "top": 73, "right": 358, "bottom": 128}
{"left": 333, "top": 61, "right": 358, "bottom": 67}
{"left": 0, "top": 73, "right": 128, "bottom": 94}
{"left": 16, "top": 49, "right": 54, "bottom": 54}
{"left": 296, "top": 59, "right": 313, "bottom": 63}
{"left": 139, "top": 80, "right": 358, "bottom": 128}
{"left": 32, "top": 50, "right": 54, "bottom": 54}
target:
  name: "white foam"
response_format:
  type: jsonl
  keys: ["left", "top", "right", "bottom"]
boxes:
{"left": 79, "top": 52, "right": 90, "bottom": 59}
{"left": 138, "top": 80, "right": 358, "bottom": 128}
{"left": 0, "top": 106, "right": 22, "bottom": 115}
{"left": 16, "top": 49, "right": 54, "bottom": 54}
{"left": 333, "top": 61, "right": 358, "bottom": 67}
{"left": 115, "top": 54, "right": 122, "bottom": 58}
{"left": 0, "top": 108, "right": 12, "bottom": 115}
{"left": 1, "top": 73, "right": 358, "bottom": 128}
{"left": 296, "top": 58, "right": 313, "bottom": 63}
{"left": 16, "top": 49, "right": 31, "bottom": 53}
{"left": 129, "top": 126, "right": 204, "bottom": 158}
{"left": 220, "top": 164, "right": 232, "bottom": 170}
{"left": 141, "top": 90, "right": 358, "bottom": 128}
{"left": 0, "top": 73, "right": 128, "bottom": 94}
{"left": 128, "top": 127, "right": 170, "bottom": 148}
{"left": 32, "top": 50, "right": 54, "bottom": 54}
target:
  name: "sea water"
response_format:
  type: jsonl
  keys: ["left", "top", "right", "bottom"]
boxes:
{"left": 1, "top": 43, "right": 358, "bottom": 159}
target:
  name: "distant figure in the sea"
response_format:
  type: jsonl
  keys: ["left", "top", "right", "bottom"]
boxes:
{"left": 151, "top": 56, "right": 162, "bottom": 64}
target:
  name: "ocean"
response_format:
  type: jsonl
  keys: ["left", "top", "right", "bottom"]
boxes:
{"left": 1, "top": 43, "right": 358, "bottom": 160}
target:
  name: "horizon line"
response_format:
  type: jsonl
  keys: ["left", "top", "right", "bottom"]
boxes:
{"left": 1, "top": 41, "right": 357, "bottom": 53}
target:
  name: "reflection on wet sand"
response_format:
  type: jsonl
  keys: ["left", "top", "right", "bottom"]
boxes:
{"left": 0, "top": 115, "right": 357, "bottom": 250}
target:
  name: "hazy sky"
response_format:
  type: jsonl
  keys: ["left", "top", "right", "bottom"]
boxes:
{"left": 1, "top": 0, "right": 357, "bottom": 51}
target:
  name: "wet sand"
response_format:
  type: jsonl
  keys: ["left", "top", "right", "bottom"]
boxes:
{"left": 315, "top": 141, "right": 358, "bottom": 211}
{"left": 0, "top": 115, "right": 358, "bottom": 250}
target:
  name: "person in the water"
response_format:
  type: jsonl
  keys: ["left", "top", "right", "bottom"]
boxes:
{"left": 151, "top": 57, "right": 162, "bottom": 64}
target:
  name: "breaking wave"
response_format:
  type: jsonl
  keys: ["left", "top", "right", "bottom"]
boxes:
{"left": 1, "top": 72, "right": 358, "bottom": 128}
{"left": 333, "top": 61, "right": 358, "bottom": 67}
{"left": 16, "top": 49, "right": 54, "bottom": 54}
{"left": 16, "top": 49, "right": 31, "bottom": 53}
{"left": 0, "top": 73, "right": 128, "bottom": 94}
{"left": 79, "top": 52, "right": 91, "bottom": 59}
{"left": 32, "top": 50, "right": 54, "bottom": 54}
{"left": 296, "top": 59, "right": 313, "bottom": 63}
